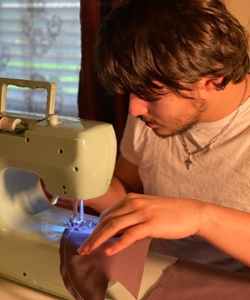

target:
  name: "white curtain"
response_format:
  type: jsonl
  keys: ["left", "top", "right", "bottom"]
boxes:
{"left": 0, "top": 0, "right": 81, "bottom": 117}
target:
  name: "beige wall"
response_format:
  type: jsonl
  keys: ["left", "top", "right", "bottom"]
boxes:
{"left": 224, "top": 0, "right": 250, "bottom": 33}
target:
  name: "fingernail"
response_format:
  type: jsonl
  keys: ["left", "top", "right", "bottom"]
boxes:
{"left": 77, "top": 244, "right": 90, "bottom": 255}
{"left": 105, "top": 247, "right": 114, "bottom": 255}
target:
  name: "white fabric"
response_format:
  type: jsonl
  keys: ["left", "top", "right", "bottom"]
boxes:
{"left": 120, "top": 96, "right": 250, "bottom": 270}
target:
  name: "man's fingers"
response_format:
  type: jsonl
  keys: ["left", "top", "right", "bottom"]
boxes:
{"left": 77, "top": 210, "right": 146, "bottom": 255}
{"left": 103, "top": 223, "right": 150, "bottom": 255}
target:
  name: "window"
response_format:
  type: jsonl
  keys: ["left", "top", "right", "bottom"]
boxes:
{"left": 0, "top": 0, "right": 81, "bottom": 117}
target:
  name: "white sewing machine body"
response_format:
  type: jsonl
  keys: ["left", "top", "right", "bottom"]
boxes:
{"left": 0, "top": 78, "right": 176, "bottom": 300}
{"left": 0, "top": 78, "right": 117, "bottom": 299}
{"left": 0, "top": 112, "right": 117, "bottom": 299}
{"left": 0, "top": 78, "right": 117, "bottom": 200}
{"left": 0, "top": 114, "right": 116, "bottom": 201}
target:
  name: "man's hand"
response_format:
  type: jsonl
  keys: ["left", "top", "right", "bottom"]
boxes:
{"left": 77, "top": 193, "right": 204, "bottom": 256}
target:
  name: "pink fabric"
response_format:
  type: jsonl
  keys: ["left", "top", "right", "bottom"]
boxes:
{"left": 59, "top": 228, "right": 151, "bottom": 300}
{"left": 60, "top": 228, "right": 250, "bottom": 300}
{"left": 145, "top": 259, "right": 250, "bottom": 300}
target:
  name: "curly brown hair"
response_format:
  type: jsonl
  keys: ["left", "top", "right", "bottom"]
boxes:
{"left": 94, "top": 0, "right": 250, "bottom": 100}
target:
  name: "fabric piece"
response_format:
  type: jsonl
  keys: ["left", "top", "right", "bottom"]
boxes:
{"left": 145, "top": 259, "right": 250, "bottom": 300}
{"left": 59, "top": 228, "right": 151, "bottom": 300}
{"left": 120, "top": 98, "right": 250, "bottom": 270}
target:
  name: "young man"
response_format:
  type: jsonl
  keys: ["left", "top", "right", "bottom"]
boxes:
{"left": 77, "top": 0, "right": 250, "bottom": 271}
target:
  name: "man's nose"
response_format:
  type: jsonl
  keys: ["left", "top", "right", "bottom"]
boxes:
{"left": 129, "top": 94, "right": 148, "bottom": 117}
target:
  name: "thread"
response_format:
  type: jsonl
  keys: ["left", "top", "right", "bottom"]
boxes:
{"left": 0, "top": 117, "right": 22, "bottom": 132}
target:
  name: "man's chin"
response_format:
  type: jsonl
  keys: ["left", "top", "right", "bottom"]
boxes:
{"left": 152, "top": 128, "right": 175, "bottom": 139}
{"left": 152, "top": 124, "right": 195, "bottom": 138}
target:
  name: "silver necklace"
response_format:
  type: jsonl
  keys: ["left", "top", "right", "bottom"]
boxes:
{"left": 178, "top": 77, "right": 248, "bottom": 170}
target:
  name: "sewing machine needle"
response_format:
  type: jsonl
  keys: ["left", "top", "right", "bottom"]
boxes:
{"left": 79, "top": 200, "right": 84, "bottom": 220}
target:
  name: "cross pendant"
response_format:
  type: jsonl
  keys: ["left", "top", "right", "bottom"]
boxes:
{"left": 185, "top": 158, "right": 192, "bottom": 170}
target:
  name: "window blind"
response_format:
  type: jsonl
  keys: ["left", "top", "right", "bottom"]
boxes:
{"left": 0, "top": 0, "right": 81, "bottom": 117}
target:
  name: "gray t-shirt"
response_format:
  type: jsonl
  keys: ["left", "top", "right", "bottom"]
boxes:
{"left": 120, "top": 97, "right": 250, "bottom": 270}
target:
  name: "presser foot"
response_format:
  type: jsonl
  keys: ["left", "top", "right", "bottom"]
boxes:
{"left": 67, "top": 199, "right": 97, "bottom": 231}
{"left": 67, "top": 216, "right": 96, "bottom": 231}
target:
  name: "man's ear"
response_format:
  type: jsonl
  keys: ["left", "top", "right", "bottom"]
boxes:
{"left": 199, "top": 77, "right": 223, "bottom": 92}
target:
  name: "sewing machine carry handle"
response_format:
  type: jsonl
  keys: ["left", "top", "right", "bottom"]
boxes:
{"left": 0, "top": 78, "right": 57, "bottom": 119}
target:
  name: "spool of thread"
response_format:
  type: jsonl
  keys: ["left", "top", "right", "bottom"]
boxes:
{"left": 0, "top": 117, "right": 22, "bottom": 132}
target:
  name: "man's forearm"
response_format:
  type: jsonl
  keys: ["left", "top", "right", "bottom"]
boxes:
{"left": 199, "top": 203, "right": 250, "bottom": 266}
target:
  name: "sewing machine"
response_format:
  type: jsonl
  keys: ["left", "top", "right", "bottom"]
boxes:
{"left": 0, "top": 78, "right": 176, "bottom": 300}
{"left": 0, "top": 78, "right": 118, "bottom": 299}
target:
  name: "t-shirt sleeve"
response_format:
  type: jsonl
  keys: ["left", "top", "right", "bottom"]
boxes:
{"left": 120, "top": 115, "right": 140, "bottom": 166}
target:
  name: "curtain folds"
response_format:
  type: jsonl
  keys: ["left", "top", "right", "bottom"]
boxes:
{"left": 78, "top": 0, "right": 129, "bottom": 146}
